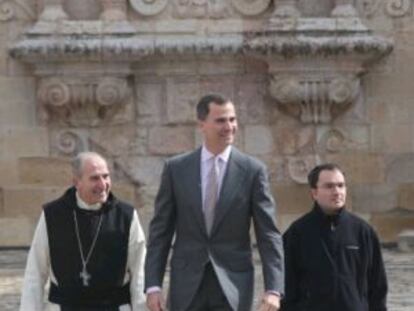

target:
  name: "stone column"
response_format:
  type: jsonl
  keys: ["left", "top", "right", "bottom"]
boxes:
{"left": 331, "top": 0, "right": 358, "bottom": 17}
{"left": 38, "top": 0, "right": 68, "bottom": 21}
{"left": 100, "top": 0, "right": 127, "bottom": 21}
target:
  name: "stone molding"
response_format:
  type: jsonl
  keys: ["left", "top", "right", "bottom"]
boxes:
{"left": 8, "top": 2, "right": 393, "bottom": 125}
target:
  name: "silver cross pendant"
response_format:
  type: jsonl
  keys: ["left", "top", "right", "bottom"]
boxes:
{"left": 80, "top": 266, "right": 91, "bottom": 286}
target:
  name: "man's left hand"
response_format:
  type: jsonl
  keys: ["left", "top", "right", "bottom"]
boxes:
{"left": 258, "top": 292, "right": 280, "bottom": 311}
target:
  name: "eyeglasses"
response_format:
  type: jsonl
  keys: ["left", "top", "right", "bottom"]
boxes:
{"left": 317, "top": 182, "right": 346, "bottom": 190}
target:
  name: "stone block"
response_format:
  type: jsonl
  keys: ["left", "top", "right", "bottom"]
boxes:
{"left": 371, "top": 124, "right": 414, "bottom": 154}
{"left": 135, "top": 80, "right": 163, "bottom": 125}
{"left": 117, "top": 156, "right": 164, "bottom": 187}
{"left": 325, "top": 153, "right": 385, "bottom": 184}
{"left": 0, "top": 127, "right": 49, "bottom": 159}
{"left": 371, "top": 209, "right": 414, "bottom": 243}
{"left": 44, "top": 187, "right": 67, "bottom": 203}
{"left": 148, "top": 126, "right": 194, "bottom": 155}
{"left": 90, "top": 125, "right": 139, "bottom": 157}
{"left": 397, "top": 183, "right": 414, "bottom": 211}
{"left": 0, "top": 159, "right": 19, "bottom": 185}
{"left": 235, "top": 76, "right": 268, "bottom": 125}
{"left": 2, "top": 187, "right": 46, "bottom": 218}
{"left": 0, "top": 188, "right": 3, "bottom": 215}
{"left": 386, "top": 154, "right": 414, "bottom": 183}
{"left": 112, "top": 183, "right": 136, "bottom": 205}
{"left": 272, "top": 184, "right": 313, "bottom": 214}
{"left": 200, "top": 78, "right": 235, "bottom": 101}
{"left": 245, "top": 125, "right": 274, "bottom": 156}
{"left": 351, "top": 183, "right": 397, "bottom": 213}
{"left": 18, "top": 157, "right": 72, "bottom": 186}
{"left": 0, "top": 217, "right": 37, "bottom": 247}
{"left": 166, "top": 77, "right": 199, "bottom": 124}
{"left": 0, "top": 77, "right": 36, "bottom": 127}
{"left": 398, "top": 230, "right": 414, "bottom": 252}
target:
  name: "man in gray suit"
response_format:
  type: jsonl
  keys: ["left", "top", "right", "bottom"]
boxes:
{"left": 145, "top": 94, "right": 284, "bottom": 311}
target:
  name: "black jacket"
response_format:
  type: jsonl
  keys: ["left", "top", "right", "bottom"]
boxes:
{"left": 282, "top": 204, "right": 388, "bottom": 311}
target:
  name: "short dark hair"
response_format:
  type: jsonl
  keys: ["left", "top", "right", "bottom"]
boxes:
{"left": 307, "top": 163, "right": 344, "bottom": 189}
{"left": 196, "top": 94, "right": 231, "bottom": 121}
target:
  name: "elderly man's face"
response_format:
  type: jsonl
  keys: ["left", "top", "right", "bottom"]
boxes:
{"left": 311, "top": 169, "right": 346, "bottom": 214}
{"left": 74, "top": 156, "right": 111, "bottom": 205}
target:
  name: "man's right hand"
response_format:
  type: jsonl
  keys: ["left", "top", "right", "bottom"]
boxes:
{"left": 146, "top": 291, "right": 165, "bottom": 311}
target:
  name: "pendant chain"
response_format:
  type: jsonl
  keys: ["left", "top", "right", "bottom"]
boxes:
{"left": 73, "top": 209, "right": 103, "bottom": 285}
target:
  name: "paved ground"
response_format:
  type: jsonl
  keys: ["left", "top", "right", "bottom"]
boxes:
{"left": 1, "top": 248, "right": 413, "bottom": 310}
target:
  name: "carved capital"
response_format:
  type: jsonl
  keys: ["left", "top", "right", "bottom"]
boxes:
{"left": 269, "top": 75, "right": 360, "bottom": 123}
{"left": 129, "top": 0, "right": 168, "bottom": 16}
{"left": 231, "top": 0, "right": 272, "bottom": 16}
{"left": 38, "top": 0, "right": 68, "bottom": 21}
{"left": 37, "top": 76, "right": 131, "bottom": 126}
{"left": 331, "top": 1, "right": 359, "bottom": 17}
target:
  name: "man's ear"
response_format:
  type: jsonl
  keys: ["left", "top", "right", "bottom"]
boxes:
{"left": 310, "top": 188, "right": 317, "bottom": 201}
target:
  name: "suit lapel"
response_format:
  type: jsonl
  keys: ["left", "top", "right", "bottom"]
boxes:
{"left": 183, "top": 148, "right": 207, "bottom": 235}
{"left": 210, "top": 148, "right": 247, "bottom": 234}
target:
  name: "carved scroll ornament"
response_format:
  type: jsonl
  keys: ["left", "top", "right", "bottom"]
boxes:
{"left": 287, "top": 155, "right": 321, "bottom": 184}
{"left": 38, "top": 77, "right": 131, "bottom": 126}
{"left": 0, "top": 0, "right": 36, "bottom": 22}
{"left": 269, "top": 76, "right": 360, "bottom": 124}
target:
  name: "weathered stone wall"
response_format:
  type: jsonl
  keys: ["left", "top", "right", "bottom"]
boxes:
{"left": 0, "top": 0, "right": 413, "bottom": 246}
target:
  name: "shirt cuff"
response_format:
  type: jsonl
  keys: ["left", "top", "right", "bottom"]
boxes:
{"left": 266, "top": 290, "right": 282, "bottom": 297}
{"left": 146, "top": 286, "right": 162, "bottom": 294}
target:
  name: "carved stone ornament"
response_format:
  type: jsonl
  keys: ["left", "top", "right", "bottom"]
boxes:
{"left": 129, "top": 0, "right": 168, "bottom": 16}
{"left": 231, "top": 0, "right": 272, "bottom": 16}
{"left": 287, "top": 155, "right": 321, "bottom": 184}
{"left": 172, "top": 0, "right": 232, "bottom": 19}
{"left": 37, "top": 76, "right": 131, "bottom": 126}
{"left": 0, "top": 0, "right": 36, "bottom": 22}
{"left": 385, "top": 0, "right": 411, "bottom": 17}
{"left": 55, "top": 130, "right": 87, "bottom": 155}
{"left": 9, "top": 1, "right": 393, "bottom": 127}
{"left": 244, "top": 3, "right": 393, "bottom": 123}
{"left": 270, "top": 75, "right": 360, "bottom": 123}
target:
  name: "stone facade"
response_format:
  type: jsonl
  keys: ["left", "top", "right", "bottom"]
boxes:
{"left": 0, "top": 0, "right": 413, "bottom": 245}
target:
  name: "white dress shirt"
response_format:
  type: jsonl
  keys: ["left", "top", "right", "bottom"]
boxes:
{"left": 19, "top": 192, "right": 146, "bottom": 311}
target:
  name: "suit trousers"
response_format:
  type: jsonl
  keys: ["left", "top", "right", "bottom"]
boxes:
{"left": 60, "top": 306, "right": 119, "bottom": 311}
{"left": 186, "top": 263, "right": 233, "bottom": 311}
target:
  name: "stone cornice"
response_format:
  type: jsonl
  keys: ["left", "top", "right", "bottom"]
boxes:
{"left": 9, "top": 18, "right": 393, "bottom": 63}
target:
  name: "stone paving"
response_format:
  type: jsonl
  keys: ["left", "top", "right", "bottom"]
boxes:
{"left": 1, "top": 248, "right": 413, "bottom": 311}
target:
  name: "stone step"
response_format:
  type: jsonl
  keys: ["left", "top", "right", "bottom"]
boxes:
{"left": 398, "top": 230, "right": 414, "bottom": 252}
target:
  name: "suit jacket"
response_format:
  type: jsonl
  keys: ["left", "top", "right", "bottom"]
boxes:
{"left": 145, "top": 147, "right": 284, "bottom": 311}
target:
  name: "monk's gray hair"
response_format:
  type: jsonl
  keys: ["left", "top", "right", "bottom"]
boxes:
{"left": 72, "top": 151, "right": 107, "bottom": 177}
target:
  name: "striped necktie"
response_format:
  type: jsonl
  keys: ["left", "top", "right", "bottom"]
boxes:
{"left": 204, "top": 157, "right": 218, "bottom": 235}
